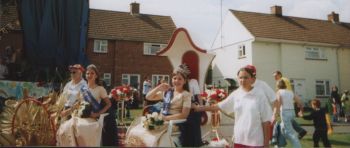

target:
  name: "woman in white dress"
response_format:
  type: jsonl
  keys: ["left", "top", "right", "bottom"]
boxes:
{"left": 126, "top": 64, "right": 192, "bottom": 147}
{"left": 56, "top": 64, "right": 111, "bottom": 146}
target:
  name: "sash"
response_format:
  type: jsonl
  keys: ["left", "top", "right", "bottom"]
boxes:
{"left": 162, "top": 89, "right": 174, "bottom": 115}
{"left": 81, "top": 86, "right": 101, "bottom": 113}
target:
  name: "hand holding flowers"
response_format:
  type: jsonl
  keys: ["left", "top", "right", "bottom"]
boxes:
{"left": 201, "top": 88, "right": 227, "bottom": 105}
{"left": 141, "top": 112, "right": 164, "bottom": 130}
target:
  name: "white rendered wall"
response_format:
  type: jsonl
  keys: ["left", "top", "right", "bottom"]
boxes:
{"left": 211, "top": 12, "right": 254, "bottom": 86}
{"left": 253, "top": 41, "right": 339, "bottom": 102}
{"left": 338, "top": 48, "right": 350, "bottom": 91}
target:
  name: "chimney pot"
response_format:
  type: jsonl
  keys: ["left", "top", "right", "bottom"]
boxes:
{"left": 130, "top": 2, "right": 140, "bottom": 15}
{"left": 328, "top": 11, "right": 339, "bottom": 23}
{"left": 271, "top": 5, "right": 282, "bottom": 16}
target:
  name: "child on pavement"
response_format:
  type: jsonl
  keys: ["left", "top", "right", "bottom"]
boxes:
{"left": 299, "top": 99, "right": 331, "bottom": 147}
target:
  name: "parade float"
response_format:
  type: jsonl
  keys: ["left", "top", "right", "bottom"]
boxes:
{"left": 0, "top": 81, "right": 62, "bottom": 146}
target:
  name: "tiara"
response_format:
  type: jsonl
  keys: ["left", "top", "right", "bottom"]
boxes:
{"left": 174, "top": 64, "right": 191, "bottom": 78}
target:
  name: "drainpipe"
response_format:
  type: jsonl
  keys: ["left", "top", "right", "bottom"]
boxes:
{"left": 336, "top": 46, "right": 341, "bottom": 90}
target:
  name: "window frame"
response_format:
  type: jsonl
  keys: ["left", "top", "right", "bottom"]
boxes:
{"left": 93, "top": 39, "right": 108, "bottom": 53}
{"left": 151, "top": 74, "right": 170, "bottom": 87}
{"left": 315, "top": 80, "right": 330, "bottom": 97}
{"left": 103, "top": 73, "right": 111, "bottom": 86}
{"left": 238, "top": 44, "right": 246, "bottom": 59}
{"left": 121, "top": 74, "right": 140, "bottom": 89}
{"left": 143, "top": 43, "right": 167, "bottom": 55}
{"left": 305, "top": 47, "right": 327, "bottom": 60}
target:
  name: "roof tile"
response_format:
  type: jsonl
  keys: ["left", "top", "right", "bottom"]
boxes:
{"left": 88, "top": 9, "right": 176, "bottom": 43}
{"left": 231, "top": 10, "right": 350, "bottom": 46}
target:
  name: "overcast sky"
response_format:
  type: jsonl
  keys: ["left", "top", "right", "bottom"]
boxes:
{"left": 90, "top": 0, "right": 350, "bottom": 50}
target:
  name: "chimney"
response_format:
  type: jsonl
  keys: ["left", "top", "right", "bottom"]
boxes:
{"left": 328, "top": 11, "right": 339, "bottom": 23}
{"left": 130, "top": 2, "right": 140, "bottom": 16}
{"left": 271, "top": 5, "right": 282, "bottom": 16}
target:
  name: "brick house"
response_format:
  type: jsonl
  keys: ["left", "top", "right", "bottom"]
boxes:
{"left": 86, "top": 2, "right": 176, "bottom": 90}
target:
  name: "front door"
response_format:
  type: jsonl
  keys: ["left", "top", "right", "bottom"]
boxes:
{"left": 290, "top": 79, "right": 306, "bottom": 101}
{"left": 182, "top": 51, "right": 199, "bottom": 80}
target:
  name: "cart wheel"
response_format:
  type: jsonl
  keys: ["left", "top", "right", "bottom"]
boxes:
{"left": 11, "top": 98, "right": 56, "bottom": 146}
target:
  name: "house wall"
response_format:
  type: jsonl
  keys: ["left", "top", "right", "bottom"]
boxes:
{"left": 114, "top": 40, "right": 172, "bottom": 88}
{"left": 86, "top": 38, "right": 172, "bottom": 90}
{"left": 85, "top": 38, "right": 116, "bottom": 87}
{"left": 338, "top": 47, "right": 350, "bottom": 92}
{"left": 211, "top": 12, "right": 254, "bottom": 86}
{"left": 253, "top": 41, "right": 339, "bottom": 102}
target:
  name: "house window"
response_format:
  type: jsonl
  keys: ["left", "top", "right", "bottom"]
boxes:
{"left": 143, "top": 43, "right": 167, "bottom": 55}
{"left": 122, "top": 74, "right": 140, "bottom": 89}
{"left": 93, "top": 39, "right": 108, "bottom": 53}
{"left": 103, "top": 73, "right": 111, "bottom": 86}
{"left": 315, "top": 80, "right": 330, "bottom": 97}
{"left": 305, "top": 47, "right": 326, "bottom": 60}
{"left": 152, "top": 74, "right": 170, "bottom": 87}
{"left": 238, "top": 45, "right": 246, "bottom": 58}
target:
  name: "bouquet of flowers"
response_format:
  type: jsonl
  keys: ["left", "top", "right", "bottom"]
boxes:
{"left": 110, "top": 85, "right": 134, "bottom": 100}
{"left": 201, "top": 88, "right": 227, "bottom": 104}
{"left": 141, "top": 112, "right": 164, "bottom": 130}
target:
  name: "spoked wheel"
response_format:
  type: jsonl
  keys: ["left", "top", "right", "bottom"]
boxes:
{"left": 11, "top": 98, "right": 56, "bottom": 146}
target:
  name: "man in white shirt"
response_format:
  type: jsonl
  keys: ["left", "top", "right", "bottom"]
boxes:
{"left": 61, "top": 64, "right": 87, "bottom": 117}
{"left": 244, "top": 65, "right": 277, "bottom": 118}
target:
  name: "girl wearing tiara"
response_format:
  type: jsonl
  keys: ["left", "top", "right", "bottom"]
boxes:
{"left": 125, "top": 64, "right": 192, "bottom": 147}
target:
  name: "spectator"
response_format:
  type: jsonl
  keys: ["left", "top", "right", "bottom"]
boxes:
{"left": 341, "top": 90, "right": 349, "bottom": 122}
{"left": 142, "top": 76, "right": 153, "bottom": 106}
{"left": 273, "top": 71, "right": 292, "bottom": 91}
{"left": 0, "top": 57, "right": 8, "bottom": 79}
{"left": 331, "top": 85, "right": 341, "bottom": 122}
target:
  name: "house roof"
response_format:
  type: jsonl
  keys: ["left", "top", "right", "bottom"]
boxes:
{"left": 230, "top": 10, "right": 350, "bottom": 46}
{"left": 88, "top": 9, "right": 176, "bottom": 43}
{"left": 0, "top": 5, "right": 21, "bottom": 30}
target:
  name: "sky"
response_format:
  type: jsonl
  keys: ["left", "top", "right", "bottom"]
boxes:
{"left": 90, "top": 0, "right": 350, "bottom": 50}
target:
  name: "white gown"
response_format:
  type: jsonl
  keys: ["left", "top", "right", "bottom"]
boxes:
{"left": 56, "top": 113, "right": 107, "bottom": 146}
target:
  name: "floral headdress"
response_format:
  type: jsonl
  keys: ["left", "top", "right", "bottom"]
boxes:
{"left": 174, "top": 64, "right": 191, "bottom": 79}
